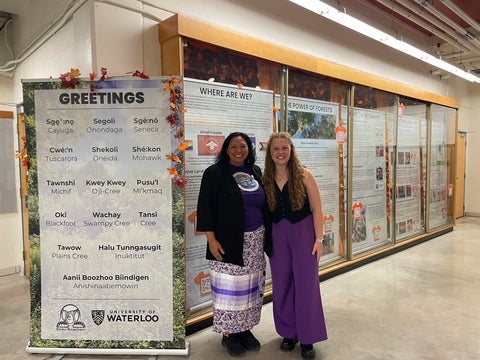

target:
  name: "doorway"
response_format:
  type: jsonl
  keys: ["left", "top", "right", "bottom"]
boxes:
{"left": 454, "top": 131, "right": 466, "bottom": 219}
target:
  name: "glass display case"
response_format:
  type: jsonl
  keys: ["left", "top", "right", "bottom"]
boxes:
{"left": 429, "top": 105, "right": 457, "bottom": 230}
{"left": 285, "top": 69, "right": 348, "bottom": 266}
{"left": 394, "top": 97, "right": 428, "bottom": 242}
{"left": 350, "top": 86, "right": 397, "bottom": 257}
{"left": 158, "top": 14, "right": 458, "bottom": 329}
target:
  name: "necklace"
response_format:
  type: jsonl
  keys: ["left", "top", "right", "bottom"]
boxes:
{"left": 275, "top": 174, "right": 288, "bottom": 182}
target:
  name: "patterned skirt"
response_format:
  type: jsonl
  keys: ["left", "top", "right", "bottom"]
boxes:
{"left": 209, "top": 225, "right": 266, "bottom": 334}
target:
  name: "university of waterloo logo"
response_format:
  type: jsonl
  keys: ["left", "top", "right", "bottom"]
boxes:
{"left": 91, "top": 310, "right": 105, "bottom": 325}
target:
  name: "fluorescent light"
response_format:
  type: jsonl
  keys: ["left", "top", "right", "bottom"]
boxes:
{"left": 465, "top": 31, "right": 475, "bottom": 41}
{"left": 289, "top": 0, "right": 480, "bottom": 83}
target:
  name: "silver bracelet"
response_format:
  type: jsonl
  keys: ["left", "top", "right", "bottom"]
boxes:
{"left": 315, "top": 239, "right": 323, "bottom": 245}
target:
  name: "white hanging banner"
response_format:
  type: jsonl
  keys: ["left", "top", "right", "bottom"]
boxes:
{"left": 24, "top": 77, "right": 187, "bottom": 354}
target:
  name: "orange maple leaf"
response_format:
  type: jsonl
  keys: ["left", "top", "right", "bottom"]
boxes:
{"left": 166, "top": 154, "right": 181, "bottom": 163}
{"left": 167, "top": 167, "right": 178, "bottom": 176}
{"left": 178, "top": 141, "right": 190, "bottom": 151}
{"left": 70, "top": 68, "right": 81, "bottom": 78}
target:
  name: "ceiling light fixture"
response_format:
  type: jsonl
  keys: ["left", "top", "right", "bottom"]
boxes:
{"left": 289, "top": 0, "right": 480, "bottom": 83}
{"left": 465, "top": 31, "right": 475, "bottom": 41}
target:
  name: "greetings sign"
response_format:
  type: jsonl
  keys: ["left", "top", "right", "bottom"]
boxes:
{"left": 24, "top": 78, "right": 186, "bottom": 353}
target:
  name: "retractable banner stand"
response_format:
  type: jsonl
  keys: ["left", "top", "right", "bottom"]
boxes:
{"left": 23, "top": 77, "right": 188, "bottom": 356}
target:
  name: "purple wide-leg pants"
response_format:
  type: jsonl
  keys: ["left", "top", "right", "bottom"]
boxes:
{"left": 270, "top": 215, "right": 328, "bottom": 344}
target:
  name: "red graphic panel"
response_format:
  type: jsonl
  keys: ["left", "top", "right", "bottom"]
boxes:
{"left": 197, "top": 135, "right": 225, "bottom": 155}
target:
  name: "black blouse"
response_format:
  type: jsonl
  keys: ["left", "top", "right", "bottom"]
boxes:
{"left": 270, "top": 182, "right": 311, "bottom": 224}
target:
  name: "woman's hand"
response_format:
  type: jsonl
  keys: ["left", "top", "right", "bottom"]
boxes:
{"left": 208, "top": 236, "right": 225, "bottom": 261}
{"left": 312, "top": 242, "right": 323, "bottom": 262}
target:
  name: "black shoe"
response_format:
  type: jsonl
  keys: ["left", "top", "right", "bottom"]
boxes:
{"left": 222, "top": 334, "right": 246, "bottom": 356}
{"left": 300, "top": 344, "right": 316, "bottom": 359}
{"left": 280, "top": 337, "right": 298, "bottom": 351}
{"left": 238, "top": 330, "right": 261, "bottom": 351}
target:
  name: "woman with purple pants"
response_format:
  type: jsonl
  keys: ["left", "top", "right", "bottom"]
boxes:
{"left": 263, "top": 132, "right": 327, "bottom": 359}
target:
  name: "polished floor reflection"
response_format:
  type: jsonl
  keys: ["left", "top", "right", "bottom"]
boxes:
{"left": 2, "top": 216, "right": 479, "bottom": 360}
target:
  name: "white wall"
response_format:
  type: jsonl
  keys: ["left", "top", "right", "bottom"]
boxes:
{"left": 11, "top": 2, "right": 94, "bottom": 100}
{"left": 0, "top": 0, "right": 94, "bottom": 275}
{"left": 93, "top": 1, "right": 150, "bottom": 76}
{"left": 1, "top": 0, "right": 480, "bottom": 275}
{"left": 457, "top": 81, "right": 480, "bottom": 216}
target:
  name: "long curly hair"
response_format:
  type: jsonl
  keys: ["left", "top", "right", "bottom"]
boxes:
{"left": 263, "top": 132, "right": 306, "bottom": 212}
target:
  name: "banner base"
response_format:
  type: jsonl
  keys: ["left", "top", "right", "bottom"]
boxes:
{"left": 26, "top": 341, "right": 190, "bottom": 356}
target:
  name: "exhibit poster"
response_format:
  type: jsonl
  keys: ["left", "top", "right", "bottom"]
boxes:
{"left": 24, "top": 77, "right": 187, "bottom": 354}
{"left": 395, "top": 115, "right": 425, "bottom": 240}
{"left": 285, "top": 96, "right": 341, "bottom": 262}
{"left": 351, "top": 108, "right": 389, "bottom": 252}
{"left": 429, "top": 117, "right": 448, "bottom": 229}
{"left": 182, "top": 78, "right": 274, "bottom": 312}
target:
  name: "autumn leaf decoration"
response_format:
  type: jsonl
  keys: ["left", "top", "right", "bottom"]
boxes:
{"left": 163, "top": 76, "right": 188, "bottom": 188}
{"left": 132, "top": 70, "right": 149, "bottom": 79}
{"left": 89, "top": 67, "right": 108, "bottom": 91}
{"left": 59, "top": 68, "right": 81, "bottom": 89}
{"left": 60, "top": 67, "right": 150, "bottom": 90}
{"left": 15, "top": 135, "right": 29, "bottom": 168}
{"left": 60, "top": 67, "right": 108, "bottom": 90}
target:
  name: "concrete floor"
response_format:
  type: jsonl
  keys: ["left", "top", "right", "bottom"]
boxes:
{"left": 1, "top": 216, "right": 480, "bottom": 360}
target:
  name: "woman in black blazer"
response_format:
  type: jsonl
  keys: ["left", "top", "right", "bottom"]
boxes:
{"left": 196, "top": 132, "right": 270, "bottom": 357}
